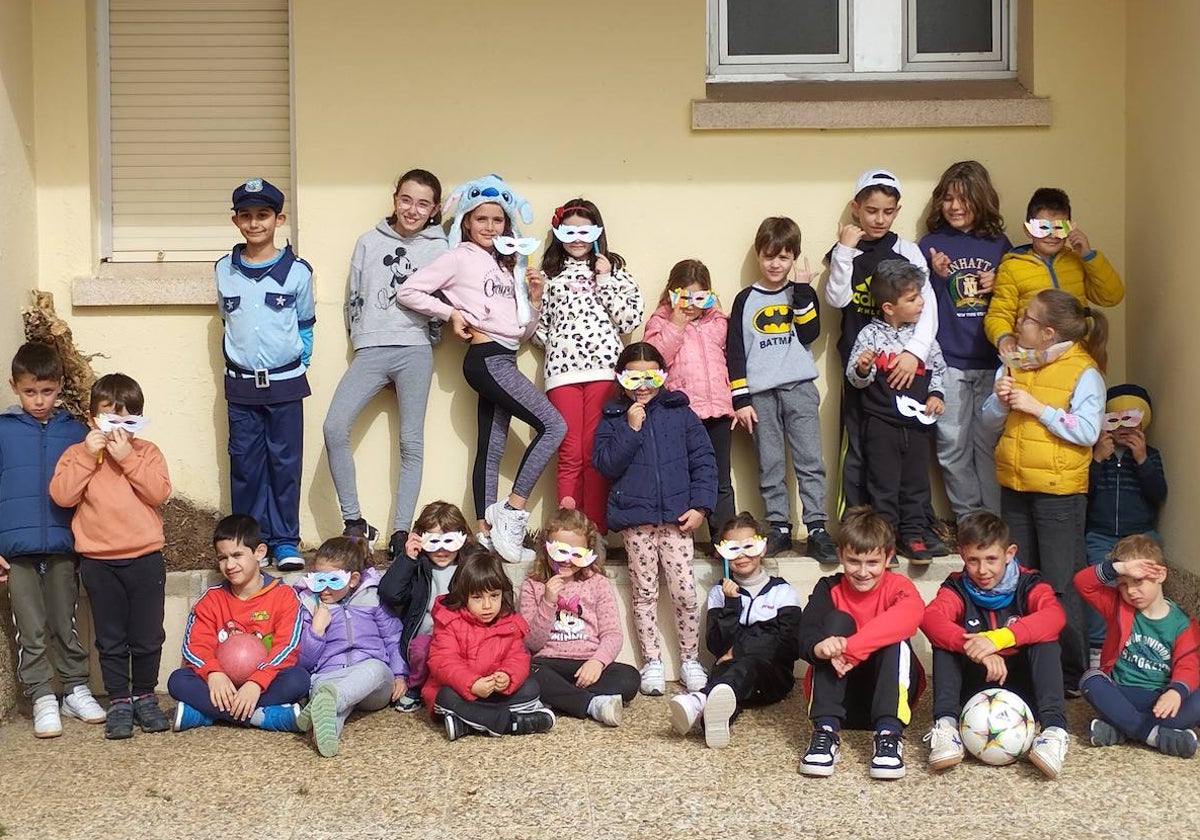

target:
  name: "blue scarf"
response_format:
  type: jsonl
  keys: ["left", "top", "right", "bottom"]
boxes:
{"left": 962, "top": 559, "right": 1019, "bottom": 609}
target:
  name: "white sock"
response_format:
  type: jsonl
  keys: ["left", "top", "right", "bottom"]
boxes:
{"left": 1146, "top": 725, "right": 1160, "bottom": 748}
{"left": 937, "top": 716, "right": 957, "bottom": 729}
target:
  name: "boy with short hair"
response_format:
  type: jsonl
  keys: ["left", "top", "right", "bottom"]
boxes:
{"left": 50, "top": 373, "right": 173, "bottom": 739}
{"left": 217, "top": 178, "right": 315, "bottom": 571}
{"left": 168, "top": 513, "right": 309, "bottom": 732}
{"left": 985, "top": 187, "right": 1124, "bottom": 359}
{"left": 0, "top": 342, "right": 104, "bottom": 738}
{"left": 824, "top": 169, "right": 945, "bottom": 553}
{"left": 847, "top": 260, "right": 946, "bottom": 562}
{"left": 1075, "top": 535, "right": 1200, "bottom": 759}
{"left": 798, "top": 506, "right": 925, "bottom": 779}
{"left": 726, "top": 216, "right": 833, "bottom": 560}
{"left": 921, "top": 511, "right": 1071, "bottom": 778}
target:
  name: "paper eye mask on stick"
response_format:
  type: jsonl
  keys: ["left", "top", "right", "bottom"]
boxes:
{"left": 669, "top": 289, "right": 717, "bottom": 310}
{"left": 1024, "top": 218, "right": 1072, "bottom": 239}
{"left": 492, "top": 236, "right": 541, "bottom": 256}
{"left": 96, "top": 413, "right": 149, "bottom": 433}
{"left": 545, "top": 541, "right": 597, "bottom": 569}
{"left": 552, "top": 225, "right": 603, "bottom": 244}
{"left": 617, "top": 369, "right": 666, "bottom": 390}
{"left": 1102, "top": 409, "right": 1144, "bottom": 432}
{"left": 305, "top": 570, "right": 351, "bottom": 592}
{"left": 714, "top": 536, "right": 768, "bottom": 561}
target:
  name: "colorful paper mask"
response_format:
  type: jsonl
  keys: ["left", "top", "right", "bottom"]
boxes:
{"left": 552, "top": 224, "right": 603, "bottom": 244}
{"left": 617, "top": 369, "right": 666, "bottom": 390}
{"left": 304, "top": 570, "right": 351, "bottom": 592}
{"left": 1024, "top": 218, "right": 1072, "bottom": 239}
{"left": 492, "top": 236, "right": 541, "bottom": 256}
{"left": 420, "top": 531, "right": 467, "bottom": 553}
{"left": 1102, "top": 409, "right": 1144, "bottom": 432}
{"left": 895, "top": 395, "right": 937, "bottom": 426}
{"left": 669, "top": 289, "right": 717, "bottom": 310}
{"left": 714, "top": 536, "right": 768, "bottom": 561}
{"left": 545, "top": 540, "right": 597, "bottom": 569}
{"left": 96, "top": 413, "right": 149, "bottom": 433}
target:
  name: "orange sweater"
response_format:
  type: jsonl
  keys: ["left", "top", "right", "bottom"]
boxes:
{"left": 49, "top": 438, "right": 170, "bottom": 559}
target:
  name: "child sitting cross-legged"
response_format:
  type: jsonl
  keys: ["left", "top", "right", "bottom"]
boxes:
{"left": 1075, "top": 534, "right": 1200, "bottom": 759}
{"left": 921, "top": 511, "right": 1070, "bottom": 778}
{"left": 669, "top": 512, "right": 802, "bottom": 748}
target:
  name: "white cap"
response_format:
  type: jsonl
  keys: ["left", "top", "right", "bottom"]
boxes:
{"left": 854, "top": 168, "right": 902, "bottom": 197}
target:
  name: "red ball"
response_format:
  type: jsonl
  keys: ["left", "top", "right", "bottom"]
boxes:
{"left": 216, "top": 634, "right": 268, "bottom": 687}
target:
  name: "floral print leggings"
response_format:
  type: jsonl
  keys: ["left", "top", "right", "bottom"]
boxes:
{"left": 622, "top": 523, "right": 699, "bottom": 662}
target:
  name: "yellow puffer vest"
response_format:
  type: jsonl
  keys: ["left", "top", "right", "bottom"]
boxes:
{"left": 994, "top": 343, "right": 1095, "bottom": 495}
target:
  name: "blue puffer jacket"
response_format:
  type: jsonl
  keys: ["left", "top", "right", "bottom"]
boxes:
{"left": 294, "top": 568, "right": 408, "bottom": 679}
{"left": 592, "top": 388, "right": 717, "bottom": 531}
{"left": 0, "top": 405, "right": 87, "bottom": 557}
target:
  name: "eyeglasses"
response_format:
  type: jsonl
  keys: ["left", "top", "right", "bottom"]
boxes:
{"left": 552, "top": 224, "right": 603, "bottom": 244}
{"left": 1024, "top": 218, "right": 1072, "bottom": 240}
{"left": 616, "top": 369, "right": 666, "bottom": 390}
{"left": 669, "top": 289, "right": 717, "bottom": 310}
{"left": 419, "top": 531, "right": 467, "bottom": 553}
{"left": 1018, "top": 311, "right": 1043, "bottom": 327}
{"left": 95, "top": 413, "right": 149, "bottom": 433}
{"left": 545, "top": 541, "right": 597, "bottom": 568}
{"left": 714, "top": 536, "right": 767, "bottom": 561}
{"left": 397, "top": 195, "right": 436, "bottom": 214}
{"left": 492, "top": 236, "right": 540, "bottom": 256}
{"left": 304, "top": 570, "right": 351, "bottom": 592}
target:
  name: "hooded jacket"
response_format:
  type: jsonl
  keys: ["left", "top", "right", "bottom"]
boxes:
{"left": 422, "top": 596, "right": 532, "bottom": 710}
{"left": 294, "top": 567, "right": 407, "bottom": 679}
{"left": 378, "top": 548, "right": 439, "bottom": 655}
{"left": 643, "top": 303, "right": 735, "bottom": 420}
{"left": 0, "top": 405, "right": 86, "bottom": 557}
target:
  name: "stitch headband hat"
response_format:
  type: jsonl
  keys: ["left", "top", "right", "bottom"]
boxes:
{"left": 854, "top": 168, "right": 902, "bottom": 198}
{"left": 443, "top": 174, "right": 534, "bottom": 249}
{"left": 1105, "top": 383, "right": 1152, "bottom": 430}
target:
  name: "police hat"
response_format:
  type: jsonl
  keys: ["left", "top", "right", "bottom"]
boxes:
{"left": 231, "top": 178, "right": 284, "bottom": 213}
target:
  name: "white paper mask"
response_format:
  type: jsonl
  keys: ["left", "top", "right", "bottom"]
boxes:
{"left": 895, "top": 395, "right": 937, "bottom": 426}
{"left": 552, "top": 224, "right": 603, "bottom": 244}
{"left": 492, "top": 236, "right": 541, "bottom": 256}
{"left": 419, "top": 531, "right": 467, "bottom": 553}
{"left": 96, "top": 413, "right": 149, "bottom": 433}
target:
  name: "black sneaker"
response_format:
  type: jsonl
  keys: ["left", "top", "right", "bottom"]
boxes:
{"left": 805, "top": 527, "right": 837, "bottom": 563}
{"left": 1156, "top": 726, "right": 1198, "bottom": 758}
{"left": 387, "top": 530, "right": 410, "bottom": 564}
{"left": 799, "top": 728, "right": 841, "bottom": 776}
{"left": 923, "top": 531, "right": 950, "bottom": 557}
{"left": 132, "top": 695, "right": 170, "bottom": 733}
{"left": 764, "top": 525, "right": 793, "bottom": 558}
{"left": 511, "top": 708, "right": 556, "bottom": 735}
{"left": 105, "top": 699, "right": 135, "bottom": 740}
{"left": 899, "top": 538, "right": 933, "bottom": 565}
{"left": 870, "top": 731, "right": 907, "bottom": 779}
{"left": 443, "top": 713, "right": 468, "bottom": 742}
{"left": 342, "top": 518, "right": 378, "bottom": 542}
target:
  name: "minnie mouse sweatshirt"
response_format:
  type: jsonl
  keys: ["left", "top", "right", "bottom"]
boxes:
{"left": 518, "top": 571, "right": 624, "bottom": 665}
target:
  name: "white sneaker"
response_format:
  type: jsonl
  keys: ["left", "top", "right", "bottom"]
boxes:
{"left": 679, "top": 658, "right": 708, "bottom": 692}
{"left": 703, "top": 683, "right": 737, "bottom": 749}
{"left": 33, "top": 695, "right": 63, "bottom": 738}
{"left": 475, "top": 530, "right": 494, "bottom": 550}
{"left": 588, "top": 694, "right": 623, "bottom": 727}
{"left": 484, "top": 502, "right": 530, "bottom": 564}
{"left": 669, "top": 691, "right": 703, "bottom": 735}
{"left": 924, "top": 716, "right": 964, "bottom": 770}
{"left": 61, "top": 685, "right": 106, "bottom": 724}
{"left": 1029, "top": 726, "right": 1069, "bottom": 779}
{"left": 640, "top": 659, "right": 665, "bottom": 696}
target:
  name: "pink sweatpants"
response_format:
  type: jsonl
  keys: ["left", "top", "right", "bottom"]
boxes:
{"left": 622, "top": 523, "right": 699, "bottom": 661}
{"left": 548, "top": 381, "right": 612, "bottom": 531}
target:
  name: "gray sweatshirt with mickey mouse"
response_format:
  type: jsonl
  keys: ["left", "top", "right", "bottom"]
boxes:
{"left": 345, "top": 218, "right": 448, "bottom": 350}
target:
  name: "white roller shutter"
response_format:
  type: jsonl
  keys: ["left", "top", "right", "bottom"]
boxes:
{"left": 106, "top": 0, "right": 291, "bottom": 261}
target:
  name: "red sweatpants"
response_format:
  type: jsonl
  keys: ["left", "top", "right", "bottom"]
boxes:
{"left": 548, "top": 381, "right": 612, "bottom": 532}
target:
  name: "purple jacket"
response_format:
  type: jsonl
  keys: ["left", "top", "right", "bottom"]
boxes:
{"left": 294, "top": 568, "right": 408, "bottom": 678}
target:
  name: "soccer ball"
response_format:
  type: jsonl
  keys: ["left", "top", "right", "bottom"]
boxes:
{"left": 959, "top": 688, "right": 1036, "bottom": 766}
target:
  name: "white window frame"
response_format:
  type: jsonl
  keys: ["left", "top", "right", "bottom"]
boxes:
{"left": 707, "top": 0, "right": 1015, "bottom": 83}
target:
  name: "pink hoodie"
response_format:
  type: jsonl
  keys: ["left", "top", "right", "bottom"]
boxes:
{"left": 395, "top": 242, "right": 538, "bottom": 348}
{"left": 643, "top": 303, "right": 734, "bottom": 420}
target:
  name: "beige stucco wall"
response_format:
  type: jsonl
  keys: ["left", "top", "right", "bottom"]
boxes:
{"left": 1126, "top": 2, "right": 1197, "bottom": 575}
{"left": 24, "top": 0, "right": 1128, "bottom": 547}
{"left": 0, "top": 0, "right": 36, "bottom": 358}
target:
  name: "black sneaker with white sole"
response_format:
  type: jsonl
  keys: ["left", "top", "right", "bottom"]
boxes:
{"left": 443, "top": 713, "right": 468, "bottom": 742}
{"left": 870, "top": 731, "right": 906, "bottom": 779}
{"left": 511, "top": 708, "right": 556, "bottom": 735}
{"left": 799, "top": 728, "right": 841, "bottom": 776}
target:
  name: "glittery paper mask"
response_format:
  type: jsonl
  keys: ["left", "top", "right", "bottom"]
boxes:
{"left": 1102, "top": 409, "right": 1144, "bottom": 432}
{"left": 545, "top": 541, "right": 597, "bottom": 569}
{"left": 669, "top": 289, "right": 717, "bottom": 310}
{"left": 714, "top": 536, "right": 768, "bottom": 561}
{"left": 1024, "top": 218, "right": 1072, "bottom": 239}
{"left": 617, "top": 369, "right": 666, "bottom": 390}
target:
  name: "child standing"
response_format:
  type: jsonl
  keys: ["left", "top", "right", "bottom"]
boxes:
{"left": 396, "top": 174, "right": 566, "bottom": 563}
{"left": 985, "top": 187, "right": 1124, "bottom": 360}
{"left": 534, "top": 199, "right": 644, "bottom": 531}
{"left": 847, "top": 261, "right": 947, "bottom": 562}
{"left": 323, "top": 169, "right": 448, "bottom": 558}
{"left": 592, "top": 342, "right": 716, "bottom": 695}
{"left": 49, "top": 373, "right": 172, "bottom": 740}
{"left": 378, "top": 500, "right": 472, "bottom": 710}
{"left": 1076, "top": 535, "right": 1200, "bottom": 759}
{"left": 294, "top": 537, "right": 407, "bottom": 757}
{"left": 669, "top": 512, "right": 802, "bottom": 749}
{"left": 798, "top": 507, "right": 925, "bottom": 780}
{"left": 918, "top": 161, "right": 1011, "bottom": 518}
{"left": 519, "top": 508, "right": 640, "bottom": 726}
{"left": 169, "top": 514, "right": 308, "bottom": 732}
{"left": 424, "top": 546, "right": 556, "bottom": 739}
{"left": 0, "top": 343, "right": 104, "bottom": 738}
{"left": 644, "top": 259, "right": 735, "bottom": 545}
{"left": 981, "top": 288, "right": 1108, "bottom": 693}
{"left": 727, "top": 218, "right": 832, "bottom": 560}
{"left": 217, "top": 178, "right": 315, "bottom": 571}
{"left": 921, "top": 512, "right": 1070, "bottom": 778}
{"left": 824, "top": 169, "right": 940, "bottom": 551}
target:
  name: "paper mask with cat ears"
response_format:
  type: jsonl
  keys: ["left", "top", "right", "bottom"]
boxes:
{"left": 96, "top": 413, "right": 149, "bottom": 433}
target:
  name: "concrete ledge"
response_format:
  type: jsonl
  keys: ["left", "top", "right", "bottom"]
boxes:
{"left": 73, "top": 262, "right": 215, "bottom": 307}
{"left": 692, "top": 79, "right": 1051, "bottom": 130}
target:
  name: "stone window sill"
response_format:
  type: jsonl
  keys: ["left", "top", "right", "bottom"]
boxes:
{"left": 73, "top": 262, "right": 215, "bottom": 306}
{"left": 691, "top": 79, "right": 1050, "bottom": 130}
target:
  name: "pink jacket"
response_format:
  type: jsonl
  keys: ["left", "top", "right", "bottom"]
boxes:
{"left": 519, "top": 571, "right": 623, "bottom": 665}
{"left": 643, "top": 304, "right": 734, "bottom": 420}
{"left": 395, "top": 242, "right": 538, "bottom": 347}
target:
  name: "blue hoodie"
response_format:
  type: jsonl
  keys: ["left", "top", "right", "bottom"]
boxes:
{"left": 0, "top": 405, "right": 86, "bottom": 557}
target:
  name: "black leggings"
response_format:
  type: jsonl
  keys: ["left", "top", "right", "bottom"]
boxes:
{"left": 530, "top": 657, "right": 640, "bottom": 718}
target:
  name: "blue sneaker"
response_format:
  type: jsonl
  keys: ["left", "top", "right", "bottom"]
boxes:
{"left": 273, "top": 544, "right": 304, "bottom": 572}
{"left": 172, "top": 702, "right": 213, "bottom": 732}
{"left": 256, "top": 703, "right": 301, "bottom": 732}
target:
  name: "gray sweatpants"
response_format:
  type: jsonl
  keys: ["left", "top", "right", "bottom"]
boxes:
{"left": 323, "top": 345, "right": 433, "bottom": 532}
{"left": 935, "top": 366, "right": 1001, "bottom": 518}
{"left": 750, "top": 380, "right": 828, "bottom": 527}
{"left": 7, "top": 554, "right": 91, "bottom": 700}
{"left": 310, "top": 658, "right": 395, "bottom": 736}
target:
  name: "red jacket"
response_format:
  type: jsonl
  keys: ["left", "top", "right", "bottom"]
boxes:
{"left": 1074, "top": 565, "right": 1200, "bottom": 696}
{"left": 922, "top": 566, "right": 1064, "bottom": 655}
{"left": 422, "top": 596, "right": 532, "bottom": 712}
{"left": 800, "top": 572, "right": 925, "bottom": 667}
